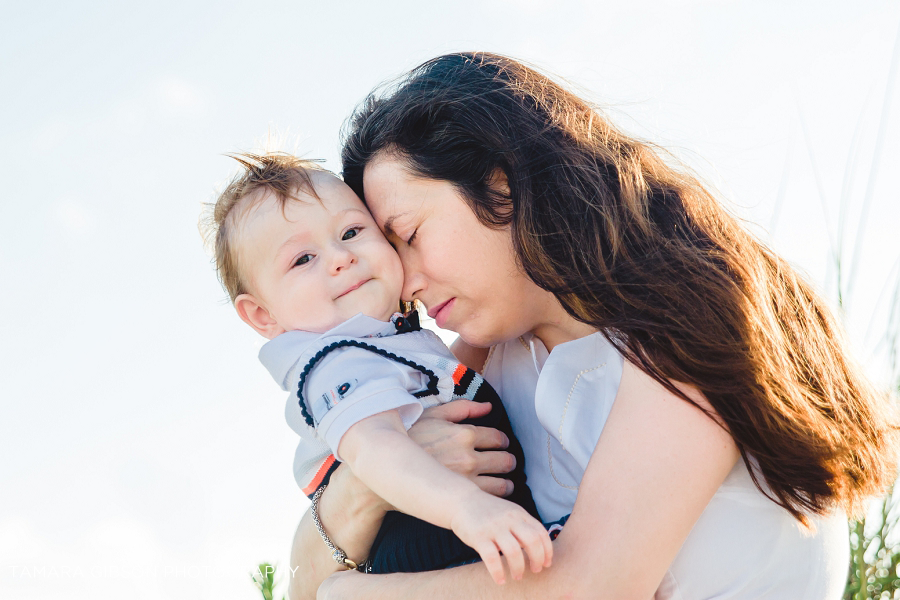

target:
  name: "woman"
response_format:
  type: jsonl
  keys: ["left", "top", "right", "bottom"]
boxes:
{"left": 289, "top": 52, "right": 898, "bottom": 599}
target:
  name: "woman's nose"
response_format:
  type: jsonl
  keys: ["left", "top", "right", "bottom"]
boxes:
{"left": 401, "top": 264, "right": 426, "bottom": 303}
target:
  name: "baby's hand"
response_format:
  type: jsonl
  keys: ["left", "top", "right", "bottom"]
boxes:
{"left": 449, "top": 491, "right": 553, "bottom": 584}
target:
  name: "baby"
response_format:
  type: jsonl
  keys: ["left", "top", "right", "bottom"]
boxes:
{"left": 204, "top": 152, "right": 551, "bottom": 583}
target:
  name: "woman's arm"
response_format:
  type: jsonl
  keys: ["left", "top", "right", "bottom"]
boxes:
{"left": 287, "top": 400, "right": 516, "bottom": 600}
{"left": 318, "top": 360, "right": 741, "bottom": 600}
{"left": 287, "top": 463, "right": 389, "bottom": 600}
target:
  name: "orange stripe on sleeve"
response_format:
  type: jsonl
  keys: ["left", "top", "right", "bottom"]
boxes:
{"left": 451, "top": 363, "right": 468, "bottom": 385}
{"left": 302, "top": 454, "right": 337, "bottom": 496}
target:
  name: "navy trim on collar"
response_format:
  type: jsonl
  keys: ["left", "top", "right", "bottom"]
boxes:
{"left": 296, "top": 338, "right": 440, "bottom": 428}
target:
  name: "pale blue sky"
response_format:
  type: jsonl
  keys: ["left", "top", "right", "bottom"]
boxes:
{"left": 2, "top": 1, "right": 899, "bottom": 598}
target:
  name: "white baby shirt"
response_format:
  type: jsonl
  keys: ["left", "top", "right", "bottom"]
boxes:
{"left": 259, "top": 312, "right": 474, "bottom": 494}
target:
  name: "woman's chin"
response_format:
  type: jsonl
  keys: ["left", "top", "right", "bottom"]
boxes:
{"left": 441, "top": 307, "right": 522, "bottom": 348}
{"left": 454, "top": 326, "right": 502, "bottom": 349}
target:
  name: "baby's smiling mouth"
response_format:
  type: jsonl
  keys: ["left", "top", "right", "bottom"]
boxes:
{"left": 335, "top": 278, "right": 372, "bottom": 299}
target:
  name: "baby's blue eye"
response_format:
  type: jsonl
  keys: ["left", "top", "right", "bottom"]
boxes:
{"left": 342, "top": 227, "right": 360, "bottom": 241}
{"left": 294, "top": 254, "right": 313, "bottom": 266}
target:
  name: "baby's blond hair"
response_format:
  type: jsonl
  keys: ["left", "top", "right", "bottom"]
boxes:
{"left": 201, "top": 152, "right": 329, "bottom": 301}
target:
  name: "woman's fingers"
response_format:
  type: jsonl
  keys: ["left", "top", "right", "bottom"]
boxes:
{"left": 474, "top": 475, "right": 514, "bottom": 497}
{"left": 421, "top": 399, "right": 492, "bottom": 423}
{"left": 472, "top": 425, "right": 509, "bottom": 450}
{"left": 409, "top": 411, "right": 513, "bottom": 480}
{"left": 474, "top": 449, "right": 516, "bottom": 474}
{"left": 317, "top": 569, "right": 366, "bottom": 600}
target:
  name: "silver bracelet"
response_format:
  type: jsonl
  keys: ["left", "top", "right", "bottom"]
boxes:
{"left": 311, "top": 485, "right": 360, "bottom": 570}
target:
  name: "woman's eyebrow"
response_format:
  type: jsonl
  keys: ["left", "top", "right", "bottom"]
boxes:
{"left": 382, "top": 212, "right": 413, "bottom": 234}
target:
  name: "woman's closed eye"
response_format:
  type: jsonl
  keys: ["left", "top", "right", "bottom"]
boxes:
{"left": 405, "top": 228, "right": 418, "bottom": 244}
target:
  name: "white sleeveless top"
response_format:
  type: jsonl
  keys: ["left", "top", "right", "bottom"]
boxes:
{"left": 483, "top": 332, "right": 849, "bottom": 600}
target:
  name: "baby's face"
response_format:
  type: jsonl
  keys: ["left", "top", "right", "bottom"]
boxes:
{"left": 236, "top": 172, "right": 404, "bottom": 336}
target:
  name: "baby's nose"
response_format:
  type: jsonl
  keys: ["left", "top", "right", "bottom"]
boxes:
{"left": 331, "top": 246, "right": 358, "bottom": 272}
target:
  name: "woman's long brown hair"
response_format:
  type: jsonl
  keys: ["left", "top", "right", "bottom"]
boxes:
{"left": 341, "top": 52, "right": 899, "bottom": 523}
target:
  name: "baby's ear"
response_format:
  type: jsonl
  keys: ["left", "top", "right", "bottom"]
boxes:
{"left": 235, "top": 293, "right": 284, "bottom": 339}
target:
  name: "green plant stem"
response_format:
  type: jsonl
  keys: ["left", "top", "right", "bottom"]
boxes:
{"left": 855, "top": 518, "right": 868, "bottom": 600}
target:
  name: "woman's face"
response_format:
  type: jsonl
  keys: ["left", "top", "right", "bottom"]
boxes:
{"left": 362, "top": 154, "right": 557, "bottom": 348}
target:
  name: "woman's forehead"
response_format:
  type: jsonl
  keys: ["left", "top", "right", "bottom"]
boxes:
{"left": 362, "top": 157, "right": 425, "bottom": 220}
{"left": 363, "top": 154, "right": 411, "bottom": 192}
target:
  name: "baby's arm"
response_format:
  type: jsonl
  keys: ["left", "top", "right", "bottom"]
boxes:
{"left": 338, "top": 409, "right": 553, "bottom": 584}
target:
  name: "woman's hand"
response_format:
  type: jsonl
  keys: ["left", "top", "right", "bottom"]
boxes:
{"left": 317, "top": 569, "right": 388, "bottom": 600}
{"left": 408, "top": 400, "right": 517, "bottom": 498}
{"left": 316, "top": 569, "right": 348, "bottom": 600}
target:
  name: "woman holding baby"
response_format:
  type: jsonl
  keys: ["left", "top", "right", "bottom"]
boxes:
{"left": 289, "top": 53, "right": 898, "bottom": 599}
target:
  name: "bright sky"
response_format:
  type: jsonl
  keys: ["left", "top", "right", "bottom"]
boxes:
{"left": 2, "top": 1, "right": 899, "bottom": 599}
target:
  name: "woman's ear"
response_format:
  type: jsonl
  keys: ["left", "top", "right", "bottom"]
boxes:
{"left": 488, "top": 168, "right": 511, "bottom": 196}
{"left": 235, "top": 293, "right": 284, "bottom": 339}
{"left": 488, "top": 168, "right": 513, "bottom": 220}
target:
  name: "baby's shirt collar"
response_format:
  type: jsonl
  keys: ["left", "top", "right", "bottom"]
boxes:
{"left": 258, "top": 312, "right": 419, "bottom": 390}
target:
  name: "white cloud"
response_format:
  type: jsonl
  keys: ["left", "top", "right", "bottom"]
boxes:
{"left": 154, "top": 78, "right": 207, "bottom": 116}
{"left": 81, "top": 517, "right": 164, "bottom": 569}
{"left": 0, "top": 517, "right": 43, "bottom": 562}
{"left": 52, "top": 198, "right": 98, "bottom": 238}
{"left": 28, "top": 120, "right": 72, "bottom": 153}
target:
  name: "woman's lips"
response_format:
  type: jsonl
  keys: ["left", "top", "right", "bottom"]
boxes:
{"left": 336, "top": 278, "right": 371, "bottom": 299}
{"left": 428, "top": 298, "right": 456, "bottom": 328}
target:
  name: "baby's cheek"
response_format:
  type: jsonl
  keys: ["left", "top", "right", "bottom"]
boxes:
{"left": 389, "top": 256, "right": 405, "bottom": 291}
